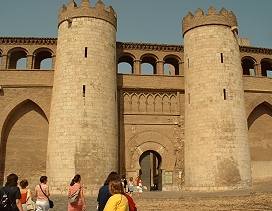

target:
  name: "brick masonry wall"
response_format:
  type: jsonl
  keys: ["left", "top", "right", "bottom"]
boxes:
{"left": 0, "top": 87, "right": 52, "bottom": 187}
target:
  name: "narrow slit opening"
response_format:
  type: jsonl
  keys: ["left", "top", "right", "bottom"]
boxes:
{"left": 221, "top": 53, "right": 224, "bottom": 63}
{"left": 83, "top": 85, "right": 86, "bottom": 97}
{"left": 223, "top": 89, "right": 226, "bottom": 100}
{"left": 85, "top": 47, "right": 88, "bottom": 58}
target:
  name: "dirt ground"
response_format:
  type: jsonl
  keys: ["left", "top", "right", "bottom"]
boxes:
{"left": 50, "top": 179, "right": 272, "bottom": 211}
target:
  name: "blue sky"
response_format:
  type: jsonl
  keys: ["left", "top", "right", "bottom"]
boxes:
{"left": 0, "top": 0, "right": 272, "bottom": 48}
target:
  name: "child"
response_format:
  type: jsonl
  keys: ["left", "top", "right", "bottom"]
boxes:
{"left": 128, "top": 177, "right": 134, "bottom": 198}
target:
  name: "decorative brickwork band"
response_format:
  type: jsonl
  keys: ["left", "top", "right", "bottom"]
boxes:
{"left": 58, "top": 0, "right": 117, "bottom": 29}
{"left": 116, "top": 42, "right": 183, "bottom": 52}
{"left": 182, "top": 7, "right": 237, "bottom": 36}
{"left": 0, "top": 37, "right": 57, "bottom": 45}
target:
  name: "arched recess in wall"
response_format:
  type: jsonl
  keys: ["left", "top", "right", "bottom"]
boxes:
{"left": 246, "top": 96, "right": 272, "bottom": 118}
{"left": 140, "top": 54, "right": 158, "bottom": 75}
{"left": 33, "top": 48, "right": 53, "bottom": 69}
{"left": 247, "top": 101, "right": 272, "bottom": 180}
{"left": 126, "top": 130, "right": 175, "bottom": 172}
{"left": 163, "top": 54, "right": 181, "bottom": 75}
{"left": 242, "top": 56, "right": 256, "bottom": 76}
{"left": 7, "top": 47, "right": 28, "bottom": 69}
{"left": 0, "top": 99, "right": 49, "bottom": 187}
{"left": 138, "top": 93, "right": 147, "bottom": 113}
{"left": 123, "top": 92, "right": 131, "bottom": 113}
{"left": 117, "top": 53, "right": 135, "bottom": 74}
{"left": 261, "top": 58, "right": 272, "bottom": 77}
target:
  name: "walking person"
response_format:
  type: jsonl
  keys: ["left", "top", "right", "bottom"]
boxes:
{"left": 135, "top": 176, "right": 143, "bottom": 198}
{"left": 121, "top": 175, "right": 127, "bottom": 193}
{"left": 68, "top": 174, "right": 86, "bottom": 211}
{"left": 128, "top": 177, "right": 134, "bottom": 198}
{"left": 97, "top": 172, "right": 121, "bottom": 211}
{"left": 153, "top": 174, "right": 158, "bottom": 190}
{"left": 103, "top": 180, "right": 129, "bottom": 211}
{"left": 19, "top": 179, "right": 31, "bottom": 211}
{"left": 0, "top": 173, "right": 23, "bottom": 211}
{"left": 34, "top": 176, "right": 51, "bottom": 211}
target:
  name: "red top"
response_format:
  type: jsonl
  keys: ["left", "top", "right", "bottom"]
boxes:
{"left": 136, "top": 179, "right": 141, "bottom": 186}
{"left": 20, "top": 192, "right": 27, "bottom": 203}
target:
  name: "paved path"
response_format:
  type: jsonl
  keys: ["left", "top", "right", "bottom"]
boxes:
{"left": 48, "top": 180, "right": 272, "bottom": 211}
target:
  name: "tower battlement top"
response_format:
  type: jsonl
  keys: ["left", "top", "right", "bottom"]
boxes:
{"left": 58, "top": 0, "right": 117, "bottom": 29}
{"left": 182, "top": 7, "right": 237, "bottom": 36}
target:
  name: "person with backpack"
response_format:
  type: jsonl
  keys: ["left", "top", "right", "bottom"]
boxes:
{"left": 121, "top": 175, "right": 127, "bottom": 193}
{"left": 68, "top": 174, "right": 86, "bottom": 211}
{"left": 0, "top": 173, "right": 23, "bottom": 211}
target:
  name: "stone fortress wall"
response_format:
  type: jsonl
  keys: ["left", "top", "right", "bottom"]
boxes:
{"left": 0, "top": 0, "right": 272, "bottom": 195}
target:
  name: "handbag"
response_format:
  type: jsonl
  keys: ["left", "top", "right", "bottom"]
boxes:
{"left": 39, "top": 185, "right": 54, "bottom": 208}
{"left": 68, "top": 186, "right": 81, "bottom": 204}
{"left": 49, "top": 200, "right": 54, "bottom": 208}
{"left": 26, "top": 189, "right": 38, "bottom": 211}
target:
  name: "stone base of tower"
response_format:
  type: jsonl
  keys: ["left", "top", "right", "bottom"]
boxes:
{"left": 185, "top": 181, "right": 252, "bottom": 191}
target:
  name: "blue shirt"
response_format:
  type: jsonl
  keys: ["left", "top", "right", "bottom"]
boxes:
{"left": 97, "top": 185, "right": 111, "bottom": 211}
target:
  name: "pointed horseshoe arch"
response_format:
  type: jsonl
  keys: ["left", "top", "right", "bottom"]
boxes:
{"left": 0, "top": 94, "right": 49, "bottom": 135}
{"left": 246, "top": 97, "right": 272, "bottom": 118}
{"left": 126, "top": 130, "right": 175, "bottom": 171}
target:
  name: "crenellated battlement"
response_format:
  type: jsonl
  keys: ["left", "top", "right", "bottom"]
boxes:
{"left": 58, "top": 0, "right": 117, "bottom": 29}
{"left": 182, "top": 6, "right": 237, "bottom": 36}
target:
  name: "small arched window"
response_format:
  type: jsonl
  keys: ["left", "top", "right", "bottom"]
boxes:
{"left": 141, "top": 55, "right": 157, "bottom": 75}
{"left": 164, "top": 56, "right": 180, "bottom": 75}
{"left": 261, "top": 59, "right": 272, "bottom": 77}
{"left": 34, "top": 49, "right": 53, "bottom": 69}
{"left": 241, "top": 57, "right": 256, "bottom": 76}
{"left": 8, "top": 48, "right": 28, "bottom": 69}
{"left": 117, "top": 55, "right": 134, "bottom": 74}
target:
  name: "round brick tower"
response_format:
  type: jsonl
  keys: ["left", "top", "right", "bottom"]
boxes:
{"left": 47, "top": 0, "right": 118, "bottom": 194}
{"left": 182, "top": 7, "right": 251, "bottom": 190}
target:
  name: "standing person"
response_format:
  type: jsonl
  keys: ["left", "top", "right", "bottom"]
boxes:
{"left": 121, "top": 175, "right": 127, "bottom": 193}
{"left": 135, "top": 176, "right": 143, "bottom": 198}
{"left": 153, "top": 174, "right": 158, "bottom": 190}
{"left": 34, "top": 176, "right": 50, "bottom": 211}
{"left": 97, "top": 172, "right": 121, "bottom": 211}
{"left": 103, "top": 180, "right": 129, "bottom": 211}
{"left": 128, "top": 177, "right": 134, "bottom": 198}
{"left": 68, "top": 174, "right": 86, "bottom": 211}
{"left": 0, "top": 173, "right": 23, "bottom": 211}
{"left": 19, "top": 179, "right": 31, "bottom": 211}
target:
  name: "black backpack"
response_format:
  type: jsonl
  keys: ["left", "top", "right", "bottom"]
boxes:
{"left": 0, "top": 187, "right": 13, "bottom": 211}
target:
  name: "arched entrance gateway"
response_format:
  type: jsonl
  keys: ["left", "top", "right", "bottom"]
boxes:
{"left": 139, "top": 150, "right": 162, "bottom": 191}
{"left": 126, "top": 131, "right": 177, "bottom": 191}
